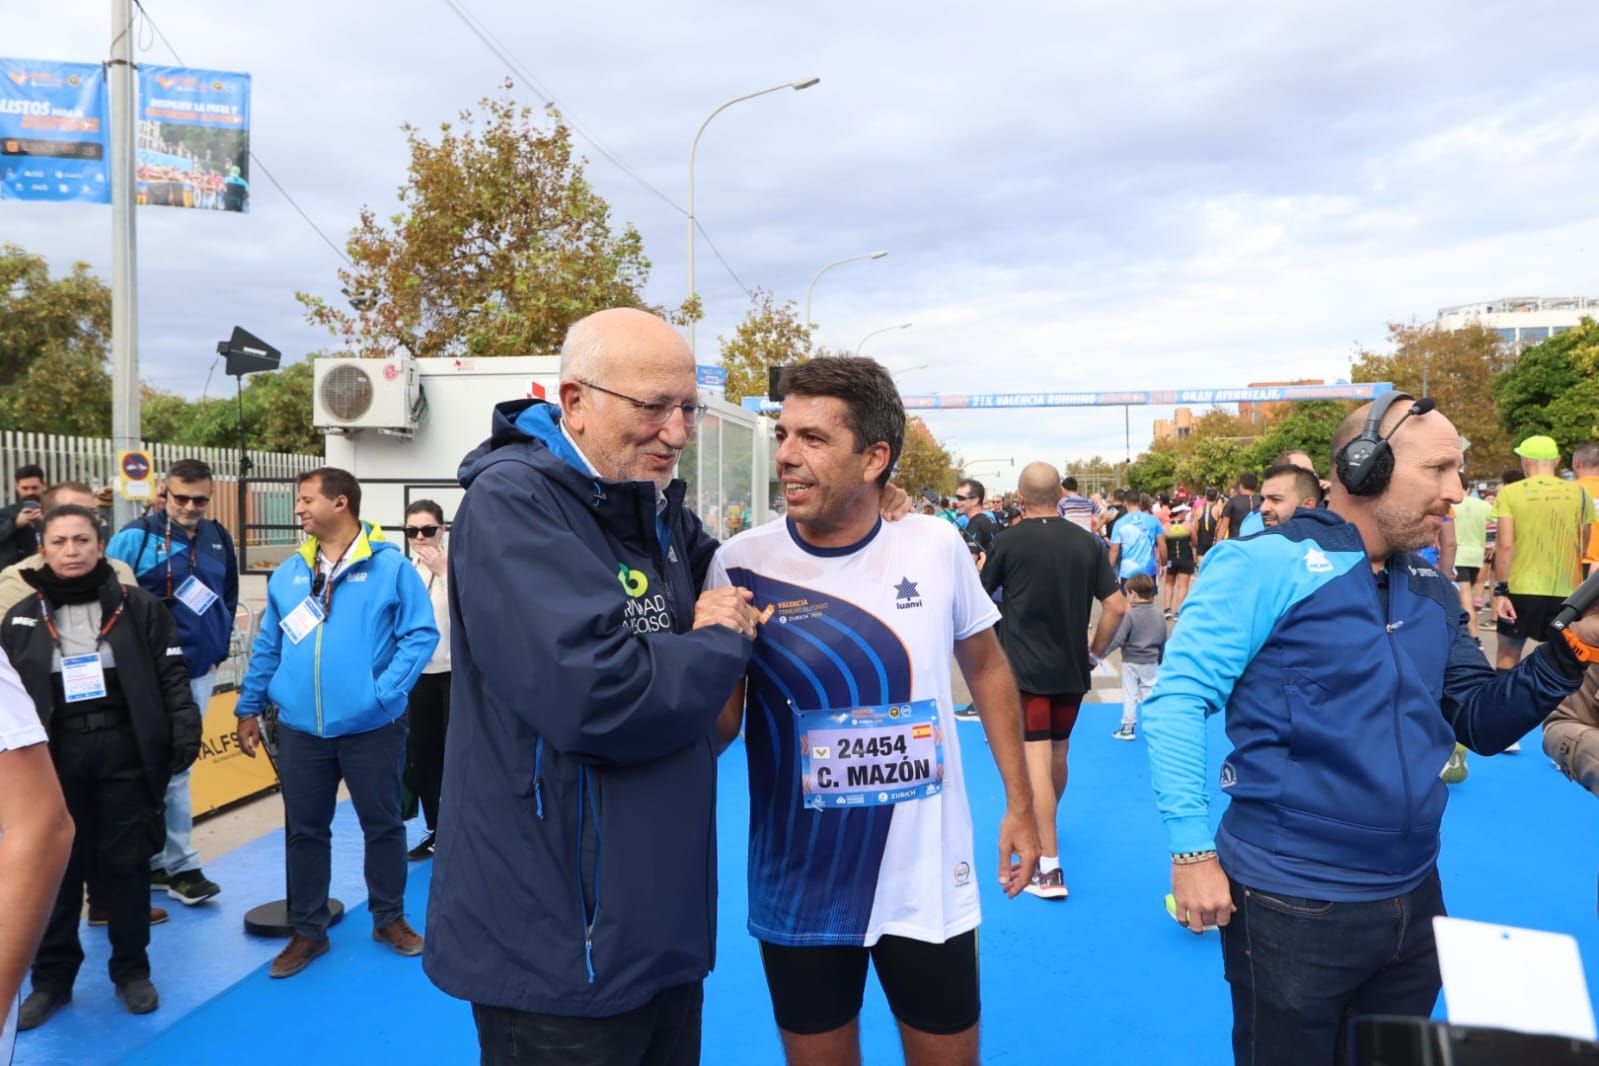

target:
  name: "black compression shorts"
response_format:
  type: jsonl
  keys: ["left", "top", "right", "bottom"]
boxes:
{"left": 758, "top": 930, "right": 980, "bottom": 1036}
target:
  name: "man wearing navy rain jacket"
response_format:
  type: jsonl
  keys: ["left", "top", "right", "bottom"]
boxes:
{"left": 424, "top": 309, "right": 760, "bottom": 1066}
{"left": 1143, "top": 394, "right": 1599, "bottom": 1065}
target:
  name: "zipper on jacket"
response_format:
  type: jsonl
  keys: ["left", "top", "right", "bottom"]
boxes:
{"left": 1379, "top": 564, "right": 1413, "bottom": 839}
{"left": 574, "top": 766, "right": 603, "bottom": 984}
{"left": 532, "top": 735, "right": 545, "bottom": 820}
{"left": 313, "top": 623, "right": 325, "bottom": 736}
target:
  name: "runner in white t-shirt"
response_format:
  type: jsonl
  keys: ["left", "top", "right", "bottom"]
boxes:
{"left": 710, "top": 357, "right": 1038, "bottom": 1066}
{"left": 0, "top": 648, "right": 73, "bottom": 1065}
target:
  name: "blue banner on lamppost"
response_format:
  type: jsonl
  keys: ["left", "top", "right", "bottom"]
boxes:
{"left": 0, "top": 57, "right": 110, "bottom": 203}
{"left": 135, "top": 65, "right": 250, "bottom": 211}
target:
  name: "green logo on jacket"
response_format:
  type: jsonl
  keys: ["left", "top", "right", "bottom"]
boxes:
{"left": 617, "top": 564, "right": 649, "bottom": 598}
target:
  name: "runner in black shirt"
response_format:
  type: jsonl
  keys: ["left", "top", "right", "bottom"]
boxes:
{"left": 980, "top": 463, "right": 1127, "bottom": 899}
{"left": 1216, "top": 472, "right": 1260, "bottom": 541}
{"left": 954, "top": 478, "right": 1000, "bottom": 553}
{"left": 1193, "top": 487, "right": 1221, "bottom": 561}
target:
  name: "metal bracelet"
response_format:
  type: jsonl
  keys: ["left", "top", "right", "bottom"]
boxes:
{"left": 1172, "top": 850, "right": 1218, "bottom": 865}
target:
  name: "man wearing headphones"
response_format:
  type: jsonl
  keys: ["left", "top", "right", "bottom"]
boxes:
{"left": 1141, "top": 394, "right": 1599, "bottom": 1065}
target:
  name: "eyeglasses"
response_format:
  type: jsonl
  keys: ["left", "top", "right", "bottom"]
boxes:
{"left": 404, "top": 525, "right": 440, "bottom": 539}
{"left": 953, "top": 493, "right": 976, "bottom": 502}
{"left": 579, "top": 380, "right": 707, "bottom": 428}
{"left": 171, "top": 493, "right": 210, "bottom": 507}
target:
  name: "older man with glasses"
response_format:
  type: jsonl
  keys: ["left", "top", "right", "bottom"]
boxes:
{"left": 107, "top": 458, "right": 238, "bottom": 907}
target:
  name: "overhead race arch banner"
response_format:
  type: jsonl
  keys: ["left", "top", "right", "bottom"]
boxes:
{"left": 0, "top": 58, "right": 110, "bottom": 203}
{"left": 136, "top": 65, "right": 251, "bottom": 212}
{"left": 741, "top": 381, "right": 1395, "bottom": 414}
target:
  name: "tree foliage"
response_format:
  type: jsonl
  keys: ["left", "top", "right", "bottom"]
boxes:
{"left": 1126, "top": 444, "right": 1178, "bottom": 495}
{"left": 0, "top": 244, "right": 111, "bottom": 391}
{"left": 141, "top": 361, "right": 320, "bottom": 454}
{"left": 1491, "top": 318, "right": 1599, "bottom": 460}
{"left": 0, "top": 350, "right": 112, "bottom": 436}
{"left": 896, "top": 417, "right": 961, "bottom": 500}
{"left": 718, "top": 288, "right": 817, "bottom": 404}
{"left": 1244, "top": 400, "right": 1352, "bottom": 474}
{"left": 1351, "top": 322, "right": 1516, "bottom": 475}
{"left": 299, "top": 81, "right": 685, "bottom": 360}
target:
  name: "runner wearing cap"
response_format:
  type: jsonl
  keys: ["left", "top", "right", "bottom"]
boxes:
{"left": 1491, "top": 435, "right": 1596, "bottom": 672}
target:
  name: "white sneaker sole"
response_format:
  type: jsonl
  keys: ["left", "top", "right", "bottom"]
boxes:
{"left": 167, "top": 885, "right": 219, "bottom": 905}
{"left": 1023, "top": 884, "right": 1069, "bottom": 900}
{"left": 1112, "top": 731, "right": 1137, "bottom": 741}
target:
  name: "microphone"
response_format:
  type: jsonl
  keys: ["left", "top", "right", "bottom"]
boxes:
{"left": 1552, "top": 569, "right": 1599, "bottom": 634}
{"left": 1411, "top": 397, "right": 1437, "bottom": 416}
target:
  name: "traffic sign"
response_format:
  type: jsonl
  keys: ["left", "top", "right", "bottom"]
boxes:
{"left": 117, "top": 449, "right": 154, "bottom": 500}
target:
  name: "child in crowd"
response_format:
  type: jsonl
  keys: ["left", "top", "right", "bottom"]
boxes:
{"left": 1104, "top": 572, "right": 1166, "bottom": 741}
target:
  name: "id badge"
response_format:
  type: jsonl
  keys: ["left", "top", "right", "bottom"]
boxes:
{"left": 279, "top": 596, "right": 326, "bottom": 644}
{"left": 61, "top": 652, "right": 108, "bottom": 703}
{"left": 174, "top": 574, "right": 219, "bottom": 616}
{"left": 797, "top": 698, "right": 945, "bottom": 810}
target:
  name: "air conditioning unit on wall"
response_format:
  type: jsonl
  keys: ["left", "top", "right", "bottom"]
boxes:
{"left": 313, "top": 357, "right": 421, "bottom": 434}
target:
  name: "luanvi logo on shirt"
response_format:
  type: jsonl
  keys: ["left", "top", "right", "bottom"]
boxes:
{"left": 617, "top": 564, "right": 649, "bottom": 598}
{"left": 894, "top": 576, "right": 923, "bottom": 610}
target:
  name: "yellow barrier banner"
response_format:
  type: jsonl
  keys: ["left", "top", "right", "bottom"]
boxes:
{"left": 191, "top": 687, "right": 278, "bottom": 817}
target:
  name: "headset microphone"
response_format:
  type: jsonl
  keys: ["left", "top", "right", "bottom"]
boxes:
{"left": 1411, "top": 397, "right": 1437, "bottom": 416}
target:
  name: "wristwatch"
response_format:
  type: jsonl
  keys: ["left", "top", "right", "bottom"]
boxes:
{"left": 1493, "top": 582, "right": 1510, "bottom": 597}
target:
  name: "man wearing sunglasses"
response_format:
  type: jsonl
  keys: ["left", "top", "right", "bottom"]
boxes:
{"left": 107, "top": 457, "right": 238, "bottom": 907}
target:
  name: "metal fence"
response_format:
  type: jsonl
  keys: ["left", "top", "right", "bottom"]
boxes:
{"left": 0, "top": 431, "right": 323, "bottom": 551}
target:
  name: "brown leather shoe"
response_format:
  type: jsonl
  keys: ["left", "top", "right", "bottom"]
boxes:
{"left": 373, "top": 916, "right": 423, "bottom": 957}
{"left": 88, "top": 906, "right": 169, "bottom": 926}
{"left": 269, "top": 933, "right": 330, "bottom": 978}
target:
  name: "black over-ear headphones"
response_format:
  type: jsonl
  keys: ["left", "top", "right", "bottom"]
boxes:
{"left": 1334, "top": 391, "right": 1435, "bottom": 497}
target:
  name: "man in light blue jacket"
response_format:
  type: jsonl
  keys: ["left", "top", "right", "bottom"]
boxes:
{"left": 235, "top": 467, "right": 438, "bottom": 980}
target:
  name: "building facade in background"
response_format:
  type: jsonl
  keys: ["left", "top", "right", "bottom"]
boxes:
{"left": 1432, "top": 296, "right": 1599, "bottom": 350}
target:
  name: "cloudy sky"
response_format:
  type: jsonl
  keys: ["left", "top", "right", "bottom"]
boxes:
{"left": 5, "top": 0, "right": 1598, "bottom": 490}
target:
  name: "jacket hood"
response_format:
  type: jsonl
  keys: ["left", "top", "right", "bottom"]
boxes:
{"left": 294, "top": 519, "right": 395, "bottom": 570}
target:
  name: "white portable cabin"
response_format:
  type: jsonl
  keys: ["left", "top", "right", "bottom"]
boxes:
{"left": 317, "top": 356, "right": 772, "bottom": 540}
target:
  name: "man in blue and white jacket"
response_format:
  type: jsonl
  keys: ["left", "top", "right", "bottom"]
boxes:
{"left": 107, "top": 457, "right": 238, "bottom": 906}
{"left": 1144, "top": 395, "right": 1599, "bottom": 1065}
{"left": 234, "top": 467, "right": 438, "bottom": 981}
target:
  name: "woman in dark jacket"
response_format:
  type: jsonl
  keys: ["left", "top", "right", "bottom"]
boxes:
{"left": 3, "top": 505, "right": 200, "bottom": 1030}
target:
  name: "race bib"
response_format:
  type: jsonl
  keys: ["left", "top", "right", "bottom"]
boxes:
{"left": 279, "top": 597, "right": 325, "bottom": 645}
{"left": 61, "top": 652, "right": 108, "bottom": 703}
{"left": 797, "top": 699, "right": 944, "bottom": 810}
{"left": 174, "top": 574, "right": 218, "bottom": 616}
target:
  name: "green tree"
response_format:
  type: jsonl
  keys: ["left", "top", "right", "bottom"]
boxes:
{"left": 1246, "top": 400, "right": 1353, "bottom": 474}
{"left": 1176, "top": 437, "right": 1250, "bottom": 494}
{"left": 1491, "top": 319, "right": 1599, "bottom": 460}
{"left": 0, "top": 350, "right": 111, "bottom": 436}
{"left": 1126, "top": 445, "right": 1179, "bottom": 495}
{"left": 1063, "top": 455, "right": 1125, "bottom": 498}
{"left": 896, "top": 417, "right": 961, "bottom": 499}
{"left": 1351, "top": 322, "right": 1516, "bottom": 474}
{"left": 299, "top": 81, "right": 687, "bottom": 360}
{"left": 717, "top": 288, "right": 817, "bottom": 404}
{"left": 137, "top": 361, "right": 320, "bottom": 455}
{"left": 0, "top": 244, "right": 111, "bottom": 390}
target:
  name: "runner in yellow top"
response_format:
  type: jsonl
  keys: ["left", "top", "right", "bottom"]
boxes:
{"left": 1449, "top": 476, "right": 1491, "bottom": 641}
{"left": 1575, "top": 441, "right": 1599, "bottom": 578}
{"left": 1491, "top": 435, "right": 1595, "bottom": 670}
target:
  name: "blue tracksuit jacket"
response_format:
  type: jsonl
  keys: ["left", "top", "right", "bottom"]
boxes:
{"left": 1143, "top": 508, "right": 1585, "bottom": 900}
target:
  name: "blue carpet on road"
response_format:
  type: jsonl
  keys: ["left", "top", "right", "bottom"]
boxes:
{"left": 17, "top": 702, "right": 1597, "bottom": 1065}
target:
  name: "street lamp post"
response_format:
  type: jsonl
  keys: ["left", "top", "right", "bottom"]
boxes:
{"left": 857, "top": 322, "right": 911, "bottom": 355}
{"left": 687, "top": 76, "right": 820, "bottom": 355}
{"left": 804, "top": 250, "right": 887, "bottom": 340}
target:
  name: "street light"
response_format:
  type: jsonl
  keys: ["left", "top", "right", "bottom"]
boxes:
{"left": 857, "top": 322, "right": 911, "bottom": 355}
{"left": 686, "top": 76, "right": 820, "bottom": 355}
{"left": 804, "top": 250, "right": 888, "bottom": 338}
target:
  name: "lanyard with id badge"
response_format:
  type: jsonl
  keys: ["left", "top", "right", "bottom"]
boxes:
{"left": 280, "top": 557, "right": 342, "bottom": 645}
{"left": 162, "top": 520, "right": 218, "bottom": 617}
{"left": 797, "top": 698, "right": 945, "bottom": 810}
{"left": 40, "top": 592, "right": 126, "bottom": 704}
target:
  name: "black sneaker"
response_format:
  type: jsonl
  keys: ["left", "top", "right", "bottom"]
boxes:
{"left": 166, "top": 868, "right": 221, "bottom": 905}
{"left": 953, "top": 704, "right": 980, "bottom": 720}
{"left": 150, "top": 868, "right": 170, "bottom": 891}
{"left": 17, "top": 986, "right": 71, "bottom": 1030}
{"left": 116, "top": 977, "right": 159, "bottom": 1015}
{"left": 408, "top": 832, "right": 437, "bottom": 862}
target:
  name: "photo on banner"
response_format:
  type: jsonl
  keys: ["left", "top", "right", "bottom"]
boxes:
{"left": 0, "top": 57, "right": 110, "bottom": 203}
{"left": 135, "top": 64, "right": 250, "bottom": 212}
